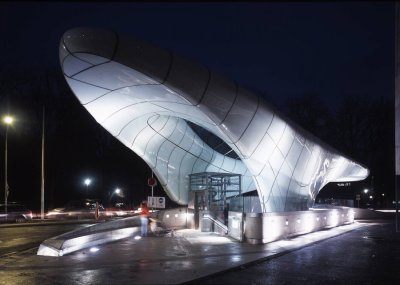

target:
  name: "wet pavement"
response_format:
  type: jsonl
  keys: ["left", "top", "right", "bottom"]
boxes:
{"left": 195, "top": 219, "right": 400, "bottom": 284}
{"left": 0, "top": 219, "right": 398, "bottom": 284}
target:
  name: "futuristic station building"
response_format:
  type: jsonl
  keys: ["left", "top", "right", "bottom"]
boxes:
{"left": 59, "top": 27, "right": 369, "bottom": 230}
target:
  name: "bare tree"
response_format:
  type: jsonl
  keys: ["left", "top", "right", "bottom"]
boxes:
{"left": 283, "top": 93, "right": 334, "bottom": 143}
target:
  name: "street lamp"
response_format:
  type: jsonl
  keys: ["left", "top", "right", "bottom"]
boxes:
{"left": 3, "top": 115, "right": 13, "bottom": 219}
{"left": 362, "top": 189, "right": 369, "bottom": 208}
{"left": 109, "top": 188, "right": 123, "bottom": 207}
{"left": 84, "top": 178, "right": 91, "bottom": 198}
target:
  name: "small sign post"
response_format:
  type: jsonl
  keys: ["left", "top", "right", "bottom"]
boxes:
{"left": 147, "top": 196, "right": 165, "bottom": 208}
{"left": 147, "top": 172, "right": 158, "bottom": 211}
{"left": 356, "top": 194, "right": 361, "bottom": 208}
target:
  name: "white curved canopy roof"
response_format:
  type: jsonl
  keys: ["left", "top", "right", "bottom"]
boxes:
{"left": 60, "top": 27, "right": 369, "bottom": 212}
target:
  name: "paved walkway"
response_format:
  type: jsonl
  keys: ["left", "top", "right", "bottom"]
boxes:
{"left": 1, "top": 219, "right": 392, "bottom": 284}
{"left": 196, "top": 219, "right": 400, "bottom": 284}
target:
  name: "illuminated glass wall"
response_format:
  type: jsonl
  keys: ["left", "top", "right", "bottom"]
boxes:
{"left": 60, "top": 27, "right": 369, "bottom": 212}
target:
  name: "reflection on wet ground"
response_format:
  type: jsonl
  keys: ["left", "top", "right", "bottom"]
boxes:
{"left": 0, "top": 221, "right": 398, "bottom": 284}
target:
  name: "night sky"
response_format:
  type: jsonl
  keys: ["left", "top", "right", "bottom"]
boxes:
{"left": 0, "top": 2, "right": 394, "bottom": 210}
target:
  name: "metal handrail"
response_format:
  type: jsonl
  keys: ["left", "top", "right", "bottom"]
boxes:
{"left": 203, "top": 213, "right": 228, "bottom": 233}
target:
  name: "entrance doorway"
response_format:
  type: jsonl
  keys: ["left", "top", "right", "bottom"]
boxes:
{"left": 189, "top": 172, "right": 241, "bottom": 229}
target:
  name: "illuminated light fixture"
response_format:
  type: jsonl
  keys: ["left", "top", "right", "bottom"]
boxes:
{"left": 134, "top": 235, "right": 141, "bottom": 240}
{"left": 364, "top": 189, "right": 369, "bottom": 194}
{"left": 84, "top": 178, "right": 92, "bottom": 198}
{"left": 166, "top": 214, "right": 169, "bottom": 218}
{"left": 3, "top": 115, "right": 13, "bottom": 125}
{"left": 90, "top": 247, "right": 99, "bottom": 253}
{"left": 174, "top": 213, "right": 178, "bottom": 218}
{"left": 285, "top": 219, "right": 289, "bottom": 226}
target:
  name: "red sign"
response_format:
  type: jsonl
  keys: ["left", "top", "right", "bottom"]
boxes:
{"left": 147, "top": 177, "right": 157, "bottom": 187}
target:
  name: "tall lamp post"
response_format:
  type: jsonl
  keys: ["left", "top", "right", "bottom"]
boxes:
{"left": 110, "top": 188, "right": 122, "bottom": 205}
{"left": 3, "top": 115, "right": 13, "bottom": 219}
{"left": 363, "top": 189, "right": 369, "bottom": 208}
{"left": 40, "top": 106, "right": 45, "bottom": 220}
{"left": 84, "top": 178, "right": 91, "bottom": 199}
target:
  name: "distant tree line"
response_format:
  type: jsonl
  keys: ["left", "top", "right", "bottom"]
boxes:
{"left": 281, "top": 93, "right": 394, "bottom": 207}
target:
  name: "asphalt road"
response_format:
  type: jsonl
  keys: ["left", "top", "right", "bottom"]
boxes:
{"left": 0, "top": 221, "right": 91, "bottom": 257}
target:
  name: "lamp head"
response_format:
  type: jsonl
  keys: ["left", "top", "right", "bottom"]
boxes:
{"left": 3, "top": 115, "right": 13, "bottom": 125}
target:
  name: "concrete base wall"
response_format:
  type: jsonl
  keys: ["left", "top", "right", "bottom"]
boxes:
{"left": 37, "top": 207, "right": 355, "bottom": 257}
{"left": 152, "top": 207, "right": 195, "bottom": 229}
{"left": 243, "top": 208, "right": 354, "bottom": 244}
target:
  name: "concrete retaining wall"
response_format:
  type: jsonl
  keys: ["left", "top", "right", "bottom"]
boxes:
{"left": 37, "top": 208, "right": 194, "bottom": 257}
{"left": 152, "top": 207, "right": 194, "bottom": 229}
{"left": 243, "top": 208, "right": 354, "bottom": 244}
{"left": 37, "top": 216, "right": 142, "bottom": 256}
{"left": 37, "top": 207, "right": 357, "bottom": 257}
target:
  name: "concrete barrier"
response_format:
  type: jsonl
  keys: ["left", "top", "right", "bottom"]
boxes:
{"left": 37, "top": 208, "right": 194, "bottom": 257}
{"left": 37, "top": 216, "right": 141, "bottom": 256}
